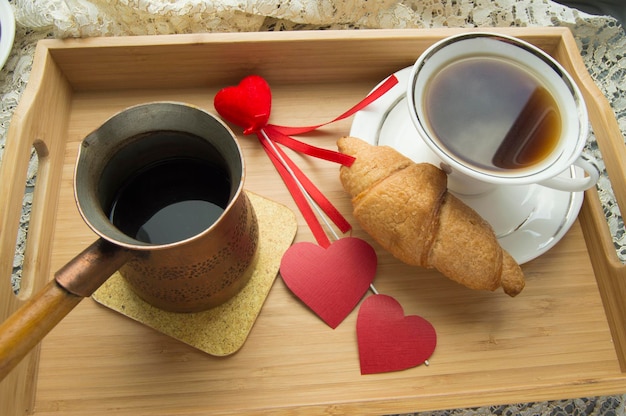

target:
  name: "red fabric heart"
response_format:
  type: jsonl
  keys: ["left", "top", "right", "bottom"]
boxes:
{"left": 357, "top": 294, "right": 436, "bottom": 375}
{"left": 214, "top": 75, "right": 271, "bottom": 134}
{"left": 280, "top": 237, "right": 377, "bottom": 329}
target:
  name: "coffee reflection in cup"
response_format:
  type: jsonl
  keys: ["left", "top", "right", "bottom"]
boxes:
{"left": 424, "top": 57, "right": 562, "bottom": 172}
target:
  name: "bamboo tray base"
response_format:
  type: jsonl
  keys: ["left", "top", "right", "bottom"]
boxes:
{"left": 1, "top": 28, "right": 625, "bottom": 415}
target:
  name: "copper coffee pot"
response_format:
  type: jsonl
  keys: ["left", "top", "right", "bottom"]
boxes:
{"left": 0, "top": 102, "right": 258, "bottom": 381}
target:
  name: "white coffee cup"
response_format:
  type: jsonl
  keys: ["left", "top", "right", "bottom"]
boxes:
{"left": 407, "top": 32, "right": 599, "bottom": 195}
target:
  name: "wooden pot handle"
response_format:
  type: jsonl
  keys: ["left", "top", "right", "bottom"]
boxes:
{"left": 0, "top": 239, "right": 133, "bottom": 381}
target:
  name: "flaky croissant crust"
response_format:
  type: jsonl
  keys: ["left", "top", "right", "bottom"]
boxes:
{"left": 338, "top": 136, "right": 524, "bottom": 297}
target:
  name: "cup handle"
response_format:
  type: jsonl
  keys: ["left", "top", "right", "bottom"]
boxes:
{"left": 538, "top": 155, "right": 600, "bottom": 193}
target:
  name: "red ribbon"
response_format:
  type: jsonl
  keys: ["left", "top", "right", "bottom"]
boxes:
{"left": 269, "top": 74, "right": 399, "bottom": 136}
{"left": 214, "top": 74, "right": 398, "bottom": 247}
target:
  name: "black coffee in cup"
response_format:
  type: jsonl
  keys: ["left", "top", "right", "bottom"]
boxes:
{"left": 408, "top": 33, "right": 598, "bottom": 193}
{"left": 423, "top": 57, "right": 562, "bottom": 172}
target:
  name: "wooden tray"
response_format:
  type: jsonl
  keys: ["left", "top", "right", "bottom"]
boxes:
{"left": 1, "top": 28, "right": 625, "bottom": 416}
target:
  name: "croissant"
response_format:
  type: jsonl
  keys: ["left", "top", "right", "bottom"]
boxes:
{"left": 337, "top": 136, "right": 525, "bottom": 297}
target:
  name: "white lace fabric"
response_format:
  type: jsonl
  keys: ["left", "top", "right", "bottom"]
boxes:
{"left": 10, "top": 0, "right": 591, "bottom": 35}
{"left": 0, "top": 0, "right": 625, "bottom": 414}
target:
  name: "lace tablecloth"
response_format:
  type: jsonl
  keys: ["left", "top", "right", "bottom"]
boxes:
{"left": 1, "top": 0, "right": 625, "bottom": 415}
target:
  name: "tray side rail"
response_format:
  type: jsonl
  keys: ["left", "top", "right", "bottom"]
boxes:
{"left": 38, "top": 28, "right": 565, "bottom": 92}
{"left": 555, "top": 29, "right": 626, "bottom": 370}
{"left": 0, "top": 41, "right": 74, "bottom": 415}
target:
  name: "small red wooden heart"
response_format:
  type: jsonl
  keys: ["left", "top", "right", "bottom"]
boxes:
{"left": 280, "top": 237, "right": 377, "bottom": 329}
{"left": 357, "top": 294, "right": 436, "bottom": 375}
{"left": 214, "top": 75, "right": 271, "bottom": 134}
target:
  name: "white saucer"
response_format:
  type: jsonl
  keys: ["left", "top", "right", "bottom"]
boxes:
{"left": 0, "top": 0, "right": 15, "bottom": 70}
{"left": 349, "top": 67, "right": 584, "bottom": 264}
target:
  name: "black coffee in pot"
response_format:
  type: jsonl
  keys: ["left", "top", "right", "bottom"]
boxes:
{"left": 109, "top": 157, "right": 231, "bottom": 245}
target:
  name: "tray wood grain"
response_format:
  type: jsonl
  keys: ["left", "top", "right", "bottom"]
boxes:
{"left": 1, "top": 27, "right": 625, "bottom": 415}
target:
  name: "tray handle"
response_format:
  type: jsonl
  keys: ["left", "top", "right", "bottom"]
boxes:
{"left": 0, "top": 43, "right": 66, "bottom": 411}
{"left": 0, "top": 43, "right": 73, "bottom": 305}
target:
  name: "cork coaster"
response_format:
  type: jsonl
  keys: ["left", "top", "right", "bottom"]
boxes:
{"left": 92, "top": 191, "right": 297, "bottom": 356}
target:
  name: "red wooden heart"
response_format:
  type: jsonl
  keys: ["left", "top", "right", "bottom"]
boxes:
{"left": 214, "top": 75, "right": 271, "bottom": 134}
{"left": 280, "top": 237, "right": 377, "bottom": 329}
{"left": 357, "top": 294, "right": 436, "bottom": 375}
